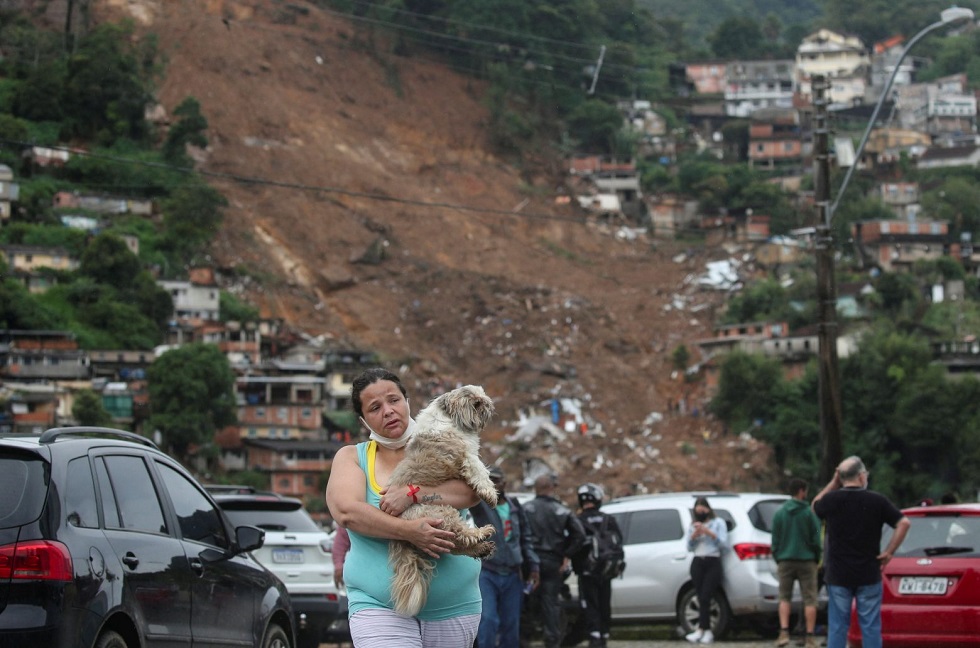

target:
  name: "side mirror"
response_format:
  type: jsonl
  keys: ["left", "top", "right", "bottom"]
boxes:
{"left": 236, "top": 525, "right": 265, "bottom": 553}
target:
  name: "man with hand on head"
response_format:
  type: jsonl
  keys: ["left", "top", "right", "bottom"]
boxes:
{"left": 813, "top": 456, "right": 910, "bottom": 648}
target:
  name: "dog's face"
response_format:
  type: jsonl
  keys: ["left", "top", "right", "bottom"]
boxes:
{"left": 437, "top": 385, "right": 495, "bottom": 435}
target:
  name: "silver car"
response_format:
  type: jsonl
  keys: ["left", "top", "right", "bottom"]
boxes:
{"left": 601, "top": 491, "right": 796, "bottom": 638}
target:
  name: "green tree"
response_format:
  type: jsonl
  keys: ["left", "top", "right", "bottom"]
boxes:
{"left": 722, "top": 278, "right": 800, "bottom": 326}
{"left": 0, "top": 272, "right": 61, "bottom": 329}
{"left": 79, "top": 232, "right": 142, "bottom": 289}
{"left": 709, "top": 351, "right": 786, "bottom": 433}
{"left": 11, "top": 61, "right": 66, "bottom": 121}
{"left": 62, "top": 21, "right": 157, "bottom": 144}
{"left": 72, "top": 389, "right": 113, "bottom": 426}
{"left": 921, "top": 177, "right": 980, "bottom": 236}
{"left": 873, "top": 271, "right": 921, "bottom": 318}
{"left": 161, "top": 183, "right": 228, "bottom": 268}
{"left": 220, "top": 291, "right": 259, "bottom": 323}
{"left": 671, "top": 344, "right": 691, "bottom": 371}
{"left": 162, "top": 96, "right": 209, "bottom": 165}
{"left": 566, "top": 99, "right": 625, "bottom": 154}
{"left": 708, "top": 17, "right": 766, "bottom": 60}
{"left": 148, "top": 343, "right": 237, "bottom": 462}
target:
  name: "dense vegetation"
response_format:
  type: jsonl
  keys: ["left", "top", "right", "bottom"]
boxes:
{"left": 0, "top": 17, "right": 237, "bottom": 349}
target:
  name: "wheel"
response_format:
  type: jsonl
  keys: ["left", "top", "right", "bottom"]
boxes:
{"left": 95, "top": 630, "right": 129, "bottom": 648}
{"left": 262, "top": 623, "right": 291, "bottom": 648}
{"left": 677, "top": 586, "right": 731, "bottom": 638}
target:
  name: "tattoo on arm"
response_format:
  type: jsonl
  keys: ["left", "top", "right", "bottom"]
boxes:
{"left": 421, "top": 493, "right": 442, "bottom": 504}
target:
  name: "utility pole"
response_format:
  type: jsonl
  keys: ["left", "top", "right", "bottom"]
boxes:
{"left": 588, "top": 45, "right": 606, "bottom": 95}
{"left": 812, "top": 75, "right": 844, "bottom": 483}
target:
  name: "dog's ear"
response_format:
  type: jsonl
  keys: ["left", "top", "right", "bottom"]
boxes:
{"left": 441, "top": 386, "right": 494, "bottom": 433}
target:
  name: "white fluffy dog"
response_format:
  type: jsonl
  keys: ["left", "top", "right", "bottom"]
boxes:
{"left": 386, "top": 384, "right": 498, "bottom": 616}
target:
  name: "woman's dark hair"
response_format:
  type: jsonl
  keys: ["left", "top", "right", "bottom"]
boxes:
{"left": 351, "top": 368, "right": 408, "bottom": 417}
{"left": 693, "top": 496, "right": 715, "bottom": 519}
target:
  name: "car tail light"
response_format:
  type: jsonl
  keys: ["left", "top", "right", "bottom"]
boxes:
{"left": 732, "top": 543, "right": 772, "bottom": 560}
{"left": 0, "top": 540, "right": 73, "bottom": 581}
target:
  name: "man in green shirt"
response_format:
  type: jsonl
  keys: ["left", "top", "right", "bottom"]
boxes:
{"left": 771, "top": 478, "right": 822, "bottom": 648}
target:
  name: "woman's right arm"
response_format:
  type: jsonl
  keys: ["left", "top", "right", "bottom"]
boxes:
{"left": 325, "top": 445, "right": 455, "bottom": 558}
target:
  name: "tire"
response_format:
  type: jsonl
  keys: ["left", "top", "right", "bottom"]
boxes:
{"left": 95, "top": 630, "right": 129, "bottom": 648}
{"left": 262, "top": 623, "right": 291, "bottom": 648}
{"left": 677, "top": 586, "right": 731, "bottom": 638}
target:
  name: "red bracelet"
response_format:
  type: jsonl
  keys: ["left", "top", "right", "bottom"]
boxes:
{"left": 407, "top": 484, "right": 421, "bottom": 504}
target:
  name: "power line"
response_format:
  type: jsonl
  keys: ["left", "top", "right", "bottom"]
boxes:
{"left": 5, "top": 139, "right": 589, "bottom": 225}
{"left": 316, "top": 5, "right": 637, "bottom": 77}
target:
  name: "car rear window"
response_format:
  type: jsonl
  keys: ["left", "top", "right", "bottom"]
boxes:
{"left": 748, "top": 499, "right": 787, "bottom": 533}
{"left": 220, "top": 504, "right": 322, "bottom": 533}
{"left": 617, "top": 508, "right": 684, "bottom": 545}
{"left": 887, "top": 514, "right": 980, "bottom": 557}
{"left": 0, "top": 452, "right": 49, "bottom": 529}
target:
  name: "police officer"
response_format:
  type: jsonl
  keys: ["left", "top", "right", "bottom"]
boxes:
{"left": 523, "top": 473, "right": 588, "bottom": 648}
{"left": 575, "top": 483, "right": 624, "bottom": 648}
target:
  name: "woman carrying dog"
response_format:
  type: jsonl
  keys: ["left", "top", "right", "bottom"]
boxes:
{"left": 326, "top": 368, "right": 483, "bottom": 647}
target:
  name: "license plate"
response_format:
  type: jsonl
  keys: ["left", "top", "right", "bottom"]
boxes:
{"left": 898, "top": 576, "right": 948, "bottom": 595}
{"left": 272, "top": 549, "right": 304, "bottom": 564}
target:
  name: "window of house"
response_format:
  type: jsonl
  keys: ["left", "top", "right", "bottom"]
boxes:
{"left": 304, "top": 475, "right": 314, "bottom": 487}
{"left": 279, "top": 478, "right": 290, "bottom": 489}
{"left": 277, "top": 407, "right": 288, "bottom": 421}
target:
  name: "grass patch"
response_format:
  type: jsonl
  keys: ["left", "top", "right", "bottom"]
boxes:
{"left": 539, "top": 238, "right": 592, "bottom": 265}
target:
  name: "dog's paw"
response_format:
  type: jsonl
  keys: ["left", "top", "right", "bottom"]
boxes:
{"left": 476, "top": 540, "right": 495, "bottom": 559}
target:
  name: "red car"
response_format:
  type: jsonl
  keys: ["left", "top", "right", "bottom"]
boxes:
{"left": 847, "top": 503, "right": 980, "bottom": 647}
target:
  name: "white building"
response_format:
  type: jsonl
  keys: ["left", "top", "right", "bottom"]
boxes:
{"left": 796, "top": 29, "right": 870, "bottom": 107}
{"left": 158, "top": 279, "right": 220, "bottom": 322}
{"left": 724, "top": 60, "right": 796, "bottom": 118}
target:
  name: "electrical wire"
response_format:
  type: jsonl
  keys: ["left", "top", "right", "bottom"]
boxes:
{"left": 6, "top": 139, "right": 589, "bottom": 225}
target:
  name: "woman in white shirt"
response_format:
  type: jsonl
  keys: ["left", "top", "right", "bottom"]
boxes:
{"left": 684, "top": 496, "right": 729, "bottom": 645}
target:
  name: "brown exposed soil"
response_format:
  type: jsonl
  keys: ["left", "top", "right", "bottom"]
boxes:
{"left": 91, "top": 0, "right": 782, "bottom": 499}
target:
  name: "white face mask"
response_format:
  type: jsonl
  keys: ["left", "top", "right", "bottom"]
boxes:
{"left": 360, "top": 416, "right": 417, "bottom": 450}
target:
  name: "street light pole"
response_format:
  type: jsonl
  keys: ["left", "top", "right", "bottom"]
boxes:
{"left": 814, "top": 6, "right": 975, "bottom": 483}
{"left": 829, "top": 6, "right": 976, "bottom": 219}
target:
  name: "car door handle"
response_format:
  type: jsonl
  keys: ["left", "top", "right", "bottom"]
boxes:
{"left": 122, "top": 552, "right": 139, "bottom": 569}
{"left": 189, "top": 557, "right": 205, "bottom": 576}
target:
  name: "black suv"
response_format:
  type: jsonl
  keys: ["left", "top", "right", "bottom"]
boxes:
{"left": 210, "top": 489, "right": 350, "bottom": 648}
{"left": 0, "top": 427, "right": 295, "bottom": 648}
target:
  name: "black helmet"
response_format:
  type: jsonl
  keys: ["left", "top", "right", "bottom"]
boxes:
{"left": 577, "top": 482, "right": 604, "bottom": 507}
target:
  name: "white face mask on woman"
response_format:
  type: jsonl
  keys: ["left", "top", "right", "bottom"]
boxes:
{"left": 360, "top": 416, "right": 417, "bottom": 450}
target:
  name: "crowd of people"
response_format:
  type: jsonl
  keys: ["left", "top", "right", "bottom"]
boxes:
{"left": 324, "top": 368, "right": 913, "bottom": 648}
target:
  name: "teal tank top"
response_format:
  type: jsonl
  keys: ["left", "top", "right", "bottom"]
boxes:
{"left": 345, "top": 441, "right": 482, "bottom": 620}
